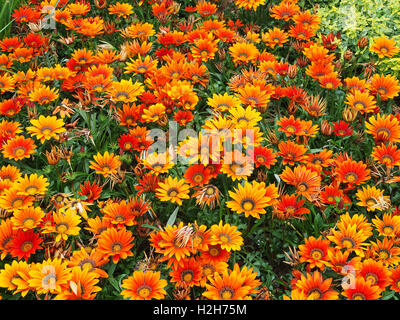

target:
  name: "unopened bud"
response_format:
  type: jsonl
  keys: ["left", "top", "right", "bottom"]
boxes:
{"left": 344, "top": 50, "right": 353, "bottom": 61}
{"left": 288, "top": 65, "right": 298, "bottom": 79}
{"left": 342, "top": 106, "right": 358, "bottom": 122}
{"left": 320, "top": 119, "right": 333, "bottom": 136}
{"left": 358, "top": 36, "right": 369, "bottom": 49}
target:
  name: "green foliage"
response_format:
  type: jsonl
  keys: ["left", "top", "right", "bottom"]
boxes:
{"left": 0, "top": 0, "right": 21, "bottom": 36}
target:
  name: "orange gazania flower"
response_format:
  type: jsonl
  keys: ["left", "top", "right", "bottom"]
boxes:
{"left": 0, "top": 187, "right": 34, "bottom": 213}
{"left": 369, "top": 237, "right": 400, "bottom": 266}
{"left": 371, "top": 143, "right": 400, "bottom": 168}
{"left": 335, "top": 159, "right": 371, "bottom": 187}
{"left": 273, "top": 194, "right": 310, "bottom": 220}
{"left": 108, "top": 2, "right": 133, "bottom": 18}
{"left": 28, "top": 85, "right": 59, "bottom": 105}
{"left": 356, "top": 185, "right": 390, "bottom": 212}
{"left": 107, "top": 79, "right": 145, "bottom": 103}
{"left": 121, "top": 270, "right": 167, "bottom": 300}
{"left": 368, "top": 74, "right": 400, "bottom": 101}
{"left": 44, "top": 210, "right": 81, "bottom": 242}
{"left": 155, "top": 176, "right": 190, "bottom": 205}
{"left": 68, "top": 247, "right": 108, "bottom": 278}
{"left": 294, "top": 271, "right": 338, "bottom": 300}
{"left": 2, "top": 135, "right": 36, "bottom": 161}
{"left": 78, "top": 180, "right": 102, "bottom": 203}
{"left": 372, "top": 213, "right": 400, "bottom": 238}
{"left": 270, "top": 1, "right": 300, "bottom": 21}
{"left": 169, "top": 257, "right": 202, "bottom": 288}
{"left": 262, "top": 27, "right": 288, "bottom": 48}
{"left": 184, "top": 164, "right": 211, "bottom": 187}
{"left": 280, "top": 165, "right": 321, "bottom": 201}
{"left": 327, "top": 224, "right": 369, "bottom": 257}
{"left": 0, "top": 73, "right": 16, "bottom": 94}
{"left": 356, "top": 259, "right": 390, "bottom": 291}
{"left": 365, "top": 113, "right": 400, "bottom": 144}
{"left": 97, "top": 227, "right": 134, "bottom": 264}
{"left": 202, "top": 268, "right": 251, "bottom": 300}
{"left": 277, "top": 140, "right": 308, "bottom": 166}
{"left": 191, "top": 37, "right": 219, "bottom": 63}
{"left": 389, "top": 266, "right": 400, "bottom": 293}
{"left": 102, "top": 200, "right": 137, "bottom": 228}
{"left": 28, "top": 258, "right": 71, "bottom": 295}
{"left": 253, "top": 146, "right": 277, "bottom": 168}
{"left": 341, "top": 277, "right": 381, "bottom": 300}
{"left": 11, "top": 206, "right": 45, "bottom": 231}
{"left": 277, "top": 115, "right": 305, "bottom": 137}
{"left": 370, "top": 36, "right": 400, "bottom": 58}
{"left": 345, "top": 90, "right": 376, "bottom": 114}
{"left": 229, "top": 41, "right": 259, "bottom": 66}
{"left": 54, "top": 266, "right": 101, "bottom": 300}
{"left": 0, "top": 260, "right": 31, "bottom": 297}
{"left": 89, "top": 152, "right": 121, "bottom": 177}
{"left": 298, "top": 236, "right": 331, "bottom": 271}
{"left": 26, "top": 115, "right": 66, "bottom": 144}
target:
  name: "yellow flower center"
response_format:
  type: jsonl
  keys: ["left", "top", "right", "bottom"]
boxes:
{"left": 297, "top": 183, "right": 308, "bottom": 192}
{"left": 193, "top": 173, "right": 204, "bottom": 183}
{"left": 220, "top": 287, "right": 234, "bottom": 299}
{"left": 137, "top": 285, "right": 151, "bottom": 298}
{"left": 112, "top": 242, "right": 122, "bottom": 253}
{"left": 308, "top": 289, "right": 322, "bottom": 300}
{"left": 22, "top": 241, "right": 33, "bottom": 252}
{"left": 25, "top": 185, "right": 38, "bottom": 195}
{"left": 310, "top": 248, "right": 323, "bottom": 260}
{"left": 241, "top": 199, "right": 255, "bottom": 211}
{"left": 56, "top": 223, "right": 69, "bottom": 234}
{"left": 383, "top": 225, "right": 394, "bottom": 235}
{"left": 379, "top": 250, "right": 390, "bottom": 260}
{"left": 209, "top": 247, "right": 219, "bottom": 257}
{"left": 23, "top": 218, "right": 35, "bottom": 228}
{"left": 345, "top": 173, "right": 358, "bottom": 183}
{"left": 182, "top": 271, "right": 194, "bottom": 283}
{"left": 203, "top": 265, "right": 214, "bottom": 277}
{"left": 206, "top": 186, "right": 215, "bottom": 196}
{"left": 352, "top": 293, "right": 366, "bottom": 300}
{"left": 14, "top": 147, "right": 26, "bottom": 157}
{"left": 219, "top": 233, "right": 231, "bottom": 244}
{"left": 365, "top": 273, "right": 378, "bottom": 285}
{"left": 341, "top": 237, "right": 355, "bottom": 249}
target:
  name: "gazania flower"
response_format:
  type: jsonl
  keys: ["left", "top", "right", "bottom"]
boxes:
{"left": 356, "top": 185, "right": 390, "bottom": 212}
{"left": 356, "top": 259, "right": 390, "bottom": 291}
{"left": 229, "top": 42, "right": 259, "bottom": 66}
{"left": 108, "top": 2, "right": 133, "bottom": 18}
{"left": 227, "top": 181, "right": 278, "bottom": 219}
{"left": 369, "top": 237, "right": 400, "bottom": 266}
{"left": 44, "top": 210, "right": 81, "bottom": 242}
{"left": 337, "top": 212, "right": 373, "bottom": 238}
{"left": 28, "top": 258, "right": 71, "bottom": 295}
{"left": 209, "top": 221, "right": 243, "bottom": 252}
{"left": 277, "top": 115, "right": 305, "bottom": 137}
{"left": 0, "top": 187, "right": 34, "bottom": 213}
{"left": 26, "top": 115, "right": 66, "bottom": 144}
{"left": 371, "top": 143, "right": 400, "bottom": 168}
{"left": 235, "top": 0, "right": 265, "bottom": 11}
{"left": 54, "top": 267, "right": 101, "bottom": 300}
{"left": 0, "top": 219, "right": 17, "bottom": 259}
{"left": 345, "top": 90, "right": 376, "bottom": 114}
{"left": 89, "top": 152, "right": 121, "bottom": 178}
{"left": 235, "top": 83, "right": 271, "bottom": 111}
{"left": 327, "top": 224, "right": 369, "bottom": 257}
{"left": 121, "top": 270, "right": 167, "bottom": 300}
{"left": 14, "top": 173, "right": 48, "bottom": 196}
{"left": 270, "top": 1, "right": 300, "bottom": 21}
{"left": 202, "top": 268, "right": 251, "bottom": 300}
{"left": 273, "top": 194, "right": 310, "bottom": 220}
{"left": 293, "top": 10, "right": 321, "bottom": 30}
{"left": 155, "top": 176, "right": 190, "bottom": 205}
{"left": 253, "top": 146, "right": 277, "bottom": 168}
{"left": 220, "top": 150, "right": 254, "bottom": 181}
{"left": 78, "top": 180, "right": 102, "bottom": 203}
{"left": 332, "top": 121, "right": 353, "bottom": 137}
{"left": 103, "top": 200, "right": 137, "bottom": 228}
{"left": 97, "top": 227, "right": 134, "bottom": 264}
{"left": 319, "top": 72, "right": 341, "bottom": 89}
{"left": 342, "top": 277, "right": 382, "bottom": 300}
{"left": 169, "top": 257, "right": 202, "bottom": 287}
{"left": 193, "top": 184, "right": 221, "bottom": 209}
{"left": 184, "top": 164, "right": 211, "bottom": 187}
{"left": 325, "top": 248, "right": 360, "bottom": 274}
{"left": 107, "top": 79, "right": 145, "bottom": 103}
{"left": 9, "top": 230, "right": 42, "bottom": 261}
{"left": 288, "top": 23, "right": 316, "bottom": 41}
{"left": 125, "top": 55, "right": 158, "bottom": 75}
{"left": 370, "top": 36, "right": 400, "bottom": 58}
{"left": 280, "top": 165, "right": 321, "bottom": 201}
{"left": 0, "top": 98, "right": 22, "bottom": 116}
{"left": 207, "top": 92, "right": 241, "bottom": 112}
{"left": 28, "top": 85, "right": 59, "bottom": 105}
{"left": 11, "top": 206, "right": 45, "bottom": 231}
{"left": 298, "top": 236, "right": 331, "bottom": 271}
{"left": 365, "top": 113, "right": 400, "bottom": 144}
{"left": 229, "top": 105, "right": 262, "bottom": 129}
{"left": 191, "top": 37, "right": 219, "bottom": 63}
{"left": 294, "top": 271, "right": 338, "bottom": 300}
{"left": 277, "top": 140, "right": 308, "bottom": 166}
{"left": 262, "top": 27, "right": 288, "bottom": 48}
{"left": 0, "top": 260, "right": 31, "bottom": 297}
{"left": 335, "top": 159, "right": 371, "bottom": 187}
{"left": 2, "top": 135, "right": 36, "bottom": 161}
{"left": 0, "top": 74, "right": 16, "bottom": 93}
{"left": 85, "top": 216, "right": 112, "bottom": 237}
{"left": 68, "top": 247, "right": 108, "bottom": 278}
{"left": 368, "top": 74, "right": 400, "bottom": 101}
{"left": 372, "top": 213, "right": 400, "bottom": 238}
{"left": 152, "top": 222, "right": 197, "bottom": 267}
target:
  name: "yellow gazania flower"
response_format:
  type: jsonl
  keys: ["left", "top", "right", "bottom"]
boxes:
{"left": 11, "top": 206, "right": 45, "bottom": 231}
{"left": 355, "top": 185, "right": 390, "bottom": 212}
{"left": 44, "top": 209, "right": 81, "bottom": 242}
{"left": 141, "top": 151, "right": 174, "bottom": 175}
{"left": 14, "top": 173, "right": 49, "bottom": 196}
{"left": 155, "top": 176, "right": 190, "bottom": 205}
{"left": 227, "top": 181, "right": 279, "bottom": 218}
{"left": 228, "top": 105, "right": 262, "bottom": 129}
{"left": 28, "top": 85, "right": 59, "bottom": 105}
{"left": 0, "top": 260, "right": 31, "bottom": 297}
{"left": 26, "top": 115, "right": 66, "bottom": 144}
{"left": 89, "top": 151, "right": 121, "bottom": 177}
{"left": 209, "top": 221, "right": 244, "bottom": 252}
{"left": 28, "top": 258, "right": 72, "bottom": 295}
{"left": 142, "top": 103, "right": 166, "bottom": 123}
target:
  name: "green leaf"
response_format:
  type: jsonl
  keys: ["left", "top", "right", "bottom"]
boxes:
{"left": 166, "top": 206, "right": 179, "bottom": 226}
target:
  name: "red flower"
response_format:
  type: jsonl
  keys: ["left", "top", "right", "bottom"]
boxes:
{"left": 78, "top": 180, "right": 103, "bottom": 202}
{"left": 332, "top": 121, "right": 353, "bottom": 137}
